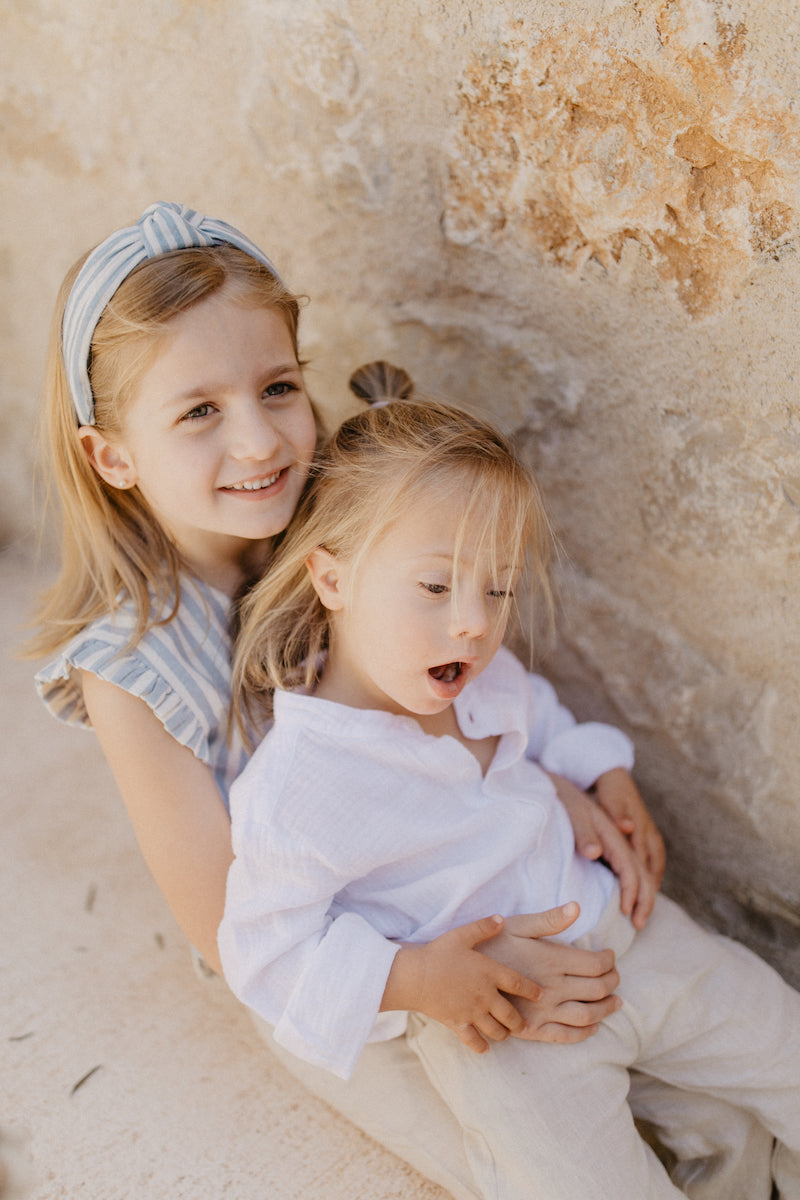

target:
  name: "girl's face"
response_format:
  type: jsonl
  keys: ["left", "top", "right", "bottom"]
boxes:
{"left": 310, "top": 488, "right": 519, "bottom": 722}
{"left": 88, "top": 287, "right": 317, "bottom": 590}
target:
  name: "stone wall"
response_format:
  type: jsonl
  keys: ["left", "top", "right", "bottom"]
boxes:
{"left": 3, "top": 0, "right": 799, "bottom": 980}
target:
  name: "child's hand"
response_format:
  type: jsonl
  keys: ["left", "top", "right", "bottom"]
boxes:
{"left": 549, "top": 773, "right": 657, "bottom": 929}
{"left": 592, "top": 767, "right": 666, "bottom": 889}
{"left": 479, "top": 903, "right": 622, "bottom": 1042}
{"left": 386, "top": 915, "right": 546, "bottom": 1054}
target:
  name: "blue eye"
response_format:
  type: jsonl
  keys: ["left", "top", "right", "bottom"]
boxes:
{"left": 182, "top": 403, "right": 214, "bottom": 421}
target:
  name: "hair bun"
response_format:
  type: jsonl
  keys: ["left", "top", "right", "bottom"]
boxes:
{"left": 348, "top": 361, "right": 414, "bottom": 407}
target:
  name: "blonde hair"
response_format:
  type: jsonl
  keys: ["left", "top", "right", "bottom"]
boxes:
{"left": 26, "top": 244, "right": 303, "bottom": 659}
{"left": 233, "top": 362, "right": 554, "bottom": 740}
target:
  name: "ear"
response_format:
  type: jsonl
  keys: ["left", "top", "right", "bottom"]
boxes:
{"left": 78, "top": 426, "right": 138, "bottom": 490}
{"left": 305, "top": 547, "right": 347, "bottom": 612}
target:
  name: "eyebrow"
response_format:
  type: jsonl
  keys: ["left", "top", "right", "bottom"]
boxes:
{"left": 166, "top": 361, "right": 302, "bottom": 407}
{"left": 167, "top": 385, "right": 217, "bottom": 405}
{"left": 410, "top": 552, "right": 516, "bottom": 573}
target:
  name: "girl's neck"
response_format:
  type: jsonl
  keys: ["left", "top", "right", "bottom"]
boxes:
{"left": 180, "top": 537, "right": 274, "bottom": 598}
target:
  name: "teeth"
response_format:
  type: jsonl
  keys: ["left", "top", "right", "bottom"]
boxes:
{"left": 229, "top": 472, "right": 281, "bottom": 492}
{"left": 430, "top": 662, "right": 462, "bottom": 682}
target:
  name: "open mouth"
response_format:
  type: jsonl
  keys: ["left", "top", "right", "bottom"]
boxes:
{"left": 428, "top": 662, "right": 464, "bottom": 683}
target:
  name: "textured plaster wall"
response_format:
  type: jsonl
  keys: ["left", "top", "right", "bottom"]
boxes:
{"left": 3, "top": 0, "right": 799, "bottom": 981}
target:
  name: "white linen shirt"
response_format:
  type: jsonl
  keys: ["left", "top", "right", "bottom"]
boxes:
{"left": 219, "top": 645, "right": 634, "bottom": 1079}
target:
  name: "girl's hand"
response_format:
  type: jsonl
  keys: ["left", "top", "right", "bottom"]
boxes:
{"left": 385, "top": 915, "right": 545, "bottom": 1054}
{"left": 592, "top": 767, "right": 666, "bottom": 889}
{"left": 479, "top": 903, "right": 622, "bottom": 1042}
{"left": 549, "top": 773, "right": 657, "bottom": 929}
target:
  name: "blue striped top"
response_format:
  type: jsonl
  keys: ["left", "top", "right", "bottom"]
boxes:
{"left": 35, "top": 574, "right": 249, "bottom": 808}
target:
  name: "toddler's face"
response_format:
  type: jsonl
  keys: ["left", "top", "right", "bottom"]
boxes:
{"left": 318, "top": 489, "right": 519, "bottom": 720}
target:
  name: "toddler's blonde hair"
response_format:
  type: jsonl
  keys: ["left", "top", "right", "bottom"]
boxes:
{"left": 233, "top": 362, "right": 554, "bottom": 739}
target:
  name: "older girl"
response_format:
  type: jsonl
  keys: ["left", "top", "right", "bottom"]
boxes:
{"left": 30, "top": 202, "right": 672, "bottom": 1198}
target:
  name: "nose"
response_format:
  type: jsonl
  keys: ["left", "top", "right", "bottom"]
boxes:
{"left": 228, "top": 398, "right": 283, "bottom": 462}
{"left": 448, "top": 591, "right": 491, "bottom": 642}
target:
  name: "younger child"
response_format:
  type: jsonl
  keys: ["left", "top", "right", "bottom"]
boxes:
{"left": 221, "top": 364, "right": 800, "bottom": 1200}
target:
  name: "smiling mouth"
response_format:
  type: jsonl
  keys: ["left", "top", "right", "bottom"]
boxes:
{"left": 225, "top": 470, "right": 283, "bottom": 492}
{"left": 429, "top": 662, "right": 464, "bottom": 683}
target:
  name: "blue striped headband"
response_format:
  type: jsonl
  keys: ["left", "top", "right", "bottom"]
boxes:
{"left": 62, "top": 201, "right": 284, "bottom": 426}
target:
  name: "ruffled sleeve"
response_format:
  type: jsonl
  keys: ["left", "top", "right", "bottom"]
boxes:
{"left": 36, "top": 631, "right": 211, "bottom": 762}
{"left": 34, "top": 578, "right": 244, "bottom": 800}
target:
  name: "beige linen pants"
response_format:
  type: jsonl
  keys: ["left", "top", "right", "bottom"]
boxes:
{"left": 402, "top": 893, "right": 800, "bottom": 1200}
{"left": 252, "top": 895, "right": 781, "bottom": 1199}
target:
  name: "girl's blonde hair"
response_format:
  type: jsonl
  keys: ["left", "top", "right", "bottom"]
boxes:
{"left": 233, "top": 361, "right": 554, "bottom": 740}
{"left": 27, "top": 244, "right": 302, "bottom": 659}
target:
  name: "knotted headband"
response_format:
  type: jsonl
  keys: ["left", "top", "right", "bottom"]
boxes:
{"left": 62, "top": 201, "right": 284, "bottom": 426}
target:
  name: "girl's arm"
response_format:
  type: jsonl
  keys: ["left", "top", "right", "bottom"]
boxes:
{"left": 81, "top": 670, "right": 232, "bottom": 973}
{"left": 550, "top": 772, "right": 659, "bottom": 929}
{"left": 592, "top": 766, "right": 666, "bottom": 886}
{"left": 522, "top": 663, "right": 666, "bottom": 917}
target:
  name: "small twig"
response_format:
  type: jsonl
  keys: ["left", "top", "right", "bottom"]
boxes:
{"left": 84, "top": 884, "right": 97, "bottom": 913}
{"left": 8, "top": 1031, "right": 35, "bottom": 1042}
{"left": 70, "top": 1065, "right": 102, "bottom": 1096}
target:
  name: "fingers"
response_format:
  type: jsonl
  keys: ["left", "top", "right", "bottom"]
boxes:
{"left": 501, "top": 902, "right": 580, "bottom": 941}
{"left": 459, "top": 913, "right": 506, "bottom": 947}
{"left": 594, "top": 769, "right": 667, "bottom": 891}
{"left": 565, "top": 965, "right": 620, "bottom": 999}
{"left": 614, "top": 821, "right": 664, "bottom": 927}
{"left": 549, "top": 774, "right": 604, "bottom": 861}
{"left": 599, "top": 831, "right": 641, "bottom": 918}
{"left": 625, "top": 821, "right": 665, "bottom": 925}
{"left": 475, "top": 1011, "right": 516, "bottom": 1042}
{"left": 516, "top": 989, "right": 622, "bottom": 1041}
{"left": 517, "top": 963, "right": 618, "bottom": 1006}
{"left": 451, "top": 1023, "right": 489, "bottom": 1054}
{"left": 573, "top": 830, "right": 603, "bottom": 861}
{"left": 644, "top": 827, "right": 667, "bottom": 886}
{"left": 617, "top": 808, "right": 665, "bottom": 885}
{"left": 556, "top": 994, "right": 622, "bottom": 1026}
{"left": 630, "top": 868, "right": 657, "bottom": 930}
{"left": 495, "top": 966, "right": 543, "bottom": 1004}
{"left": 583, "top": 804, "right": 637, "bottom": 893}
{"left": 490, "top": 993, "right": 533, "bottom": 1036}
{"left": 452, "top": 1008, "right": 526, "bottom": 1052}
{"left": 495, "top": 932, "right": 616, "bottom": 985}
{"left": 594, "top": 767, "right": 639, "bottom": 822}
{"left": 559, "top": 943, "right": 617, "bottom": 981}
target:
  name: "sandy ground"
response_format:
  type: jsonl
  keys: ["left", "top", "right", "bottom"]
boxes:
{"left": 2, "top": 546, "right": 450, "bottom": 1200}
